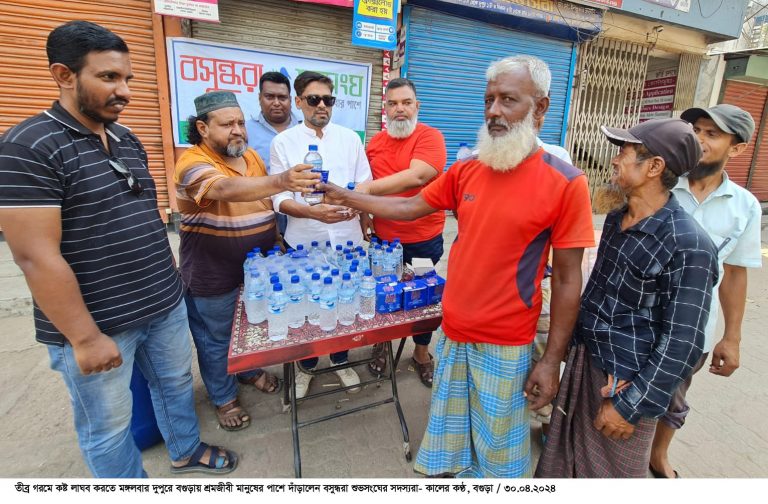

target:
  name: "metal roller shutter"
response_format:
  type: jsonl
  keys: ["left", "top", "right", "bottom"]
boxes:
{"left": 0, "top": 0, "right": 170, "bottom": 209}
{"left": 191, "top": 0, "right": 383, "bottom": 142}
{"left": 722, "top": 79, "right": 768, "bottom": 201}
{"left": 403, "top": 5, "right": 576, "bottom": 165}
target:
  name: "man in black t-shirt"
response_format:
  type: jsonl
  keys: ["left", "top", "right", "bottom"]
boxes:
{"left": 0, "top": 21, "right": 236, "bottom": 477}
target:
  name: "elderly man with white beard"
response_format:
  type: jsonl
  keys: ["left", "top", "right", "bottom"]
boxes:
{"left": 358, "top": 77, "right": 447, "bottom": 387}
{"left": 318, "top": 55, "right": 595, "bottom": 477}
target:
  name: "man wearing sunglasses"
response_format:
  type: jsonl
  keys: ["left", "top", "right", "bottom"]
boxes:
{"left": 174, "top": 90, "right": 319, "bottom": 432}
{"left": 270, "top": 70, "right": 373, "bottom": 398}
{"left": 0, "top": 21, "right": 237, "bottom": 476}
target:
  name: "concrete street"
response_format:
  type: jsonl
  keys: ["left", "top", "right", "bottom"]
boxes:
{"left": 1, "top": 214, "right": 766, "bottom": 478}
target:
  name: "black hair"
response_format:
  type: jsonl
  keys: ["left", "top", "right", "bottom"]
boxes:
{"left": 385, "top": 77, "right": 417, "bottom": 96}
{"left": 294, "top": 71, "right": 334, "bottom": 96}
{"left": 46, "top": 21, "right": 129, "bottom": 74}
{"left": 186, "top": 113, "right": 209, "bottom": 146}
{"left": 259, "top": 71, "right": 291, "bottom": 93}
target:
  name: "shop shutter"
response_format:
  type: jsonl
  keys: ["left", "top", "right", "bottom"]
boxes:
{"left": 566, "top": 37, "right": 650, "bottom": 198}
{"left": 722, "top": 79, "right": 768, "bottom": 201}
{"left": 0, "top": 0, "right": 170, "bottom": 210}
{"left": 403, "top": 5, "right": 576, "bottom": 166}
{"left": 191, "top": 0, "right": 383, "bottom": 143}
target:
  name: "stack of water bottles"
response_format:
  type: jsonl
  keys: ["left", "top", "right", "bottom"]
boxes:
{"left": 241, "top": 239, "right": 400, "bottom": 342}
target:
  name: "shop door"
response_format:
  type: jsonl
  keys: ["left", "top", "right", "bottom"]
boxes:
{"left": 0, "top": 0, "right": 171, "bottom": 211}
{"left": 191, "top": 0, "right": 383, "bottom": 143}
{"left": 566, "top": 37, "right": 651, "bottom": 197}
{"left": 722, "top": 79, "right": 768, "bottom": 201}
{"left": 404, "top": 5, "right": 576, "bottom": 166}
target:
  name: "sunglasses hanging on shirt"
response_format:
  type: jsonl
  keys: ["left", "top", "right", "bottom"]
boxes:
{"left": 108, "top": 158, "right": 144, "bottom": 195}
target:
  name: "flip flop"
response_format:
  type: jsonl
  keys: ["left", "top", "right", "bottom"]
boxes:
{"left": 367, "top": 342, "right": 387, "bottom": 377}
{"left": 170, "top": 442, "right": 238, "bottom": 475}
{"left": 238, "top": 369, "right": 283, "bottom": 394}
{"left": 411, "top": 353, "right": 434, "bottom": 388}
{"left": 649, "top": 464, "right": 680, "bottom": 478}
{"left": 216, "top": 399, "right": 250, "bottom": 432}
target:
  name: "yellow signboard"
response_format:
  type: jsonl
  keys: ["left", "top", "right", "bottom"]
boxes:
{"left": 356, "top": 0, "right": 395, "bottom": 19}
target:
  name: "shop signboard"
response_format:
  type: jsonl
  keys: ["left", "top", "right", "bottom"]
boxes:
{"left": 154, "top": 0, "right": 219, "bottom": 23}
{"left": 167, "top": 38, "right": 372, "bottom": 145}
{"left": 352, "top": 0, "right": 399, "bottom": 50}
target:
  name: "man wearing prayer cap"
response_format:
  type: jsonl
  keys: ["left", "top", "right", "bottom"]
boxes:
{"left": 535, "top": 118, "right": 719, "bottom": 478}
{"left": 174, "top": 90, "right": 319, "bottom": 431}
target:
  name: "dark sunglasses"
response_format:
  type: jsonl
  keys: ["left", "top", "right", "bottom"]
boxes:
{"left": 301, "top": 94, "right": 336, "bottom": 107}
{"left": 108, "top": 158, "right": 144, "bottom": 195}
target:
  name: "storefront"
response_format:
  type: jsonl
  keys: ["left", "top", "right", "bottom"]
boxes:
{"left": 0, "top": 0, "right": 172, "bottom": 212}
{"left": 189, "top": 0, "right": 384, "bottom": 142}
{"left": 400, "top": 0, "right": 603, "bottom": 163}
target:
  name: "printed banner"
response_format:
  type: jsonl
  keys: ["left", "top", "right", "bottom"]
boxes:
{"left": 568, "top": 0, "right": 622, "bottom": 8}
{"left": 352, "top": 0, "right": 399, "bottom": 50}
{"left": 166, "top": 38, "right": 372, "bottom": 146}
{"left": 639, "top": 67, "right": 678, "bottom": 122}
{"left": 154, "top": 0, "right": 219, "bottom": 23}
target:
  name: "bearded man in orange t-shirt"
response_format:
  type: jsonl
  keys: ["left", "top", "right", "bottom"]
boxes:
{"left": 358, "top": 78, "right": 447, "bottom": 387}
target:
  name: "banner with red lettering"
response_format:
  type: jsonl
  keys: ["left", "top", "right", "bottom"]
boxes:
{"left": 167, "top": 38, "right": 372, "bottom": 146}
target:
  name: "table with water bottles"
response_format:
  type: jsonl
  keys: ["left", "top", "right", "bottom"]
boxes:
{"left": 227, "top": 239, "right": 443, "bottom": 477}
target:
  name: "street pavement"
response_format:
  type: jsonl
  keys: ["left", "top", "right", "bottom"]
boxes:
{"left": 0, "top": 214, "right": 766, "bottom": 478}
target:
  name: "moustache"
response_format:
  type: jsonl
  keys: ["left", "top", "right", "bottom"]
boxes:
{"left": 487, "top": 118, "right": 511, "bottom": 130}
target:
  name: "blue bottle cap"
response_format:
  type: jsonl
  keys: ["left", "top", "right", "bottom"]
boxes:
{"left": 345, "top": 253, "right": 353, "bottom": 260}
{"left": 324, "top": 277, "right": 333, "bottom": 285}
{"left": 331, "top": 269, "right": 340, "bottom": 276}
{"left": 346, "top": 240, "right": 353, "bottom": 247}
{"left": 270, "top": 275, "right": 280, "bottom": 284}
{"left": 273, "top": 283, "right": 283, "bottom": 291}
{"left": 364, "top": 269, "right": 372, "bottom": 276}
{"left": 291, "top": 275, "right": 300, "bottom": 283}
{"left": 253, "top": 247, "right": 261, "bottom": 254}
{"left": 350, "top": 265, "right": 358, "bottom": 272}
{"left": 311, "top": 241, "right": 319, "bottom": 247}
{"left": 308, "top": 145, "right": 318, "bottom": 151}
{"left": 267, "top": 250, "right": 276, "bottom": 256}
{"left": 296, "top": 244, "right": 304, "bottom": 250}
{"left": 346, "top": 183, "right": 356, "bottom": 190}
{"left": 336, "top": 245, "right": 343, "bottom": 251}
{"left": 342, "top": 273, "right": 351, "bottom": 281}
{"left": 311, "top": 273, "right": 321, "bottom": 280}
{"left": 325, "top": 240, "right": 331, "bottom": 247}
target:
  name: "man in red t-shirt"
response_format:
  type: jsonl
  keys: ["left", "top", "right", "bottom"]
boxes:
{"left": 319, "top": 55, "right": 594, "bottom": 477}
{"left": 359, "top": 78, "right": 447, "bottom": 387}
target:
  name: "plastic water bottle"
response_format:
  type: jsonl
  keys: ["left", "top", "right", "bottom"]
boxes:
{"left": 349, "top": 264, "right": 361, "bottom": 315}
{"left": 309, "top": 240, "right": 322, "bottom": 260}
{"left": 381, "top": 247, "right": 396, "bottom": 277}
{"left": 243, "top": 251, "right": 257, "bottom": 290}
{"left": 267, "top": 283, "right": 289, "bottom": 341}
{"left": 456, "top": 142, "right": 472, "bottom": 161}
{"left": 303, "top": 145, "right": 327, "bottom": 205}
{"left": 334, "top": 244, "right": 344, "bottom": 267}
{"left": 318, "top": 277, "right": 337, "bottom": 331}
{"left": 286, "top": 275, "right": 306, "bottom": 329}
{"left": 392, "top": 238, "right": 404, "bottom": 279}
{"left": 324, "top": 240, "right": 333, "bottom": 260}
{"left": 337, "top": 273, "right": 357, "bottom": 326}
{"left": 371, "top": 244, "right": 383, "bottom": 276}
{"left": 244, "top": 269, "right": 267, "bottom": 324}
{"left": 307, "top": 272, "right": 323, "bottom": 326}
{"left": 358, "top": 269, "right": 376, "bottom": 320}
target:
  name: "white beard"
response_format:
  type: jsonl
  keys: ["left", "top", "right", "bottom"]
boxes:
{"left": 387, "top": 114, "right": 418, "bottom": 139}
{"left": 476, "top": 110, "right": 537, "bottom": 172}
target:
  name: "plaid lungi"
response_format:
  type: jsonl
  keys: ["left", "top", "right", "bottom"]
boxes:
{"left": 413, "top": 334, "right": 532, "bottom": 478}
{"left": 534, "top": 343, "right": 657, "bottom": 478}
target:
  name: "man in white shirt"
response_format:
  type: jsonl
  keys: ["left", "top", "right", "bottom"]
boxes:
{"left": 270, "top": 71, "right": 372, "bottom": 398}
{"left": 650, "top": 104, "right": 763, "bottom": 478}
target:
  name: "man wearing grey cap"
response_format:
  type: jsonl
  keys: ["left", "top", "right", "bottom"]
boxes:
{"left": 648, "top": 104, "right": 763, "bottom": 478}
{"left": 536, "top": 118, "right": 719, "bottom": 478}
{"left": 174, "top": 91, "right": 319, "bottom": 431}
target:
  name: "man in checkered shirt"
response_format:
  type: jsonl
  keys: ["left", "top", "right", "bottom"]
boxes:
{"left": 536, "top": 118, "right": 719, "bottom": 478}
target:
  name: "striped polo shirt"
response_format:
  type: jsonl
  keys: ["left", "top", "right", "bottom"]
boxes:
{"left": 0, "top": 102, "right": 184, "bottom": 346}
{"left": 174, "top": 143, "right": 277, "bottom": 297}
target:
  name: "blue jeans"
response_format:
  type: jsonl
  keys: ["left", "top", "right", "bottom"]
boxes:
{"left": 400, "top": 234, "right": 444, "bottom": 346}
{"left": 48, "top": 301, "right": 200, "bottom": 478}
{"left": 185, "top": 288, "right": 261, "bottom": 406}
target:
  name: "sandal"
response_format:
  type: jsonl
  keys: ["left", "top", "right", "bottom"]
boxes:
{"left": 238, "top": 369, "right": 283, "bottom": 394}
{"left": 216, "top": 399, "right": 250, "bottom": 431}
{"left": 411, "top": 353, "right": 434, "bottom": 388}
{"left": 170, "top": 441, "right": 238, "bottom": 475}
{"left": 367, "top": 342, "right": 388, "bottom": 377}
